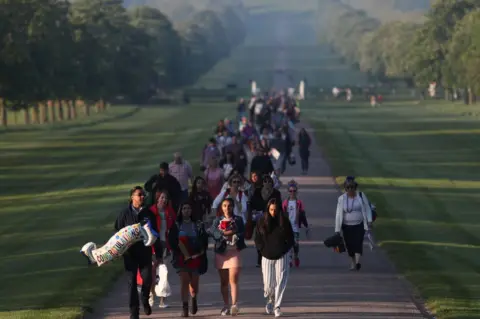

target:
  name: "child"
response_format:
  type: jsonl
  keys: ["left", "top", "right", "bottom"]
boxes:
{"left": 282, "top": 180, "right": 309, "bottom": 268}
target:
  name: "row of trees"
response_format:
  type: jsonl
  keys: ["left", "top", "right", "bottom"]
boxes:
{"left": 319, "top": 0, "right": 480, "bottom": 102}
{"left": 0, "top": 0, "right": 247, "bottom": 125}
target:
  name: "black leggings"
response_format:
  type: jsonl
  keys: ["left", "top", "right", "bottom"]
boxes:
{"left": 342, "top": 223, "right": 365, "bottom": 257}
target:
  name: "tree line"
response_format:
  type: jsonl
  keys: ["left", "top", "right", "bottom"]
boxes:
{"left": 319, "top": 0, "right": 479, "bottom": 103}
{"left": 0, "top": 0, "right": 247, "bottom": 126}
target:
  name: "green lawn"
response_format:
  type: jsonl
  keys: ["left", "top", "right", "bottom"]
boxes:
{"left": 0, "top": 103, "right": 231, "bottom": 318}
{"left": 305, "top": 100, "right": 480, "bottom": 319}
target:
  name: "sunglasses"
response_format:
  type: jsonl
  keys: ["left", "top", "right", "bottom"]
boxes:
{"left": 289, "top": 189, "right": 296, "bottom": 193}
{"left": 232, "top": 180, "right": 241, "bottom": 184}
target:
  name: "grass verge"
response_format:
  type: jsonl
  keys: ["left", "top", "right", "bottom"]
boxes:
{"left": 0, "top": 103, "right": 231, "bottom": 318}
{"left": 306, "top": 99, "right": 480, "bottom": 319}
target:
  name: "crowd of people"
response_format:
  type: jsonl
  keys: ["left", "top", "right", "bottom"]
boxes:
{"left": 114, "top": 90, "right": 375, "bottom": 319}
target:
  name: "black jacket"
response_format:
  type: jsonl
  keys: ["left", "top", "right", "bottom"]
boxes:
{"left": 254, "top": 214, "right": 294, "bottom": 260}
{"left": 144, "top": 173, "right": 182, "bottom": 211}
{"left": 249, "top": 188, "right": 282, "bottom": 212}
{"left": 114, "top": 205, "right": 163, "bottom": 262}
{"left": 250, "top": 155, "right": 274, "bottom": 177}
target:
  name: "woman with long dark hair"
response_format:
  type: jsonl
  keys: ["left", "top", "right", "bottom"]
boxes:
{"left": 335, "top": 177, "right": 372, "bottom": 270}
{"left": 168, "top": 201, "right": 209, "bottom": 317}
{"left": 249, "top": 174, "right": 282, "bottom": 267}
{"left": 189, "top": 177, "right": 213, "bottom": 223}
{"left": 210, "top": 198, "right": 246, "bottom": 316}
{"left": 254, "top": 198, "right": 294, "bottom": 317}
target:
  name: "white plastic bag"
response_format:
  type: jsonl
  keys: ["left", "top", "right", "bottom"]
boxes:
{"left": 154, "top": 264, "right": 171, "bottom": 297}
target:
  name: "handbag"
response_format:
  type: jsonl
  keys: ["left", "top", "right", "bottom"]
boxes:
{"left": 155, "top": 264, "right": 172, "bottom": 297}
{"left": 324, "top": 233, "right": 346, "bottom": 253}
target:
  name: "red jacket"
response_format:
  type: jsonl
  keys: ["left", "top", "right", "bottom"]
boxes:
{"left": 149, "top": 203, "right": 176, "bottom": 253}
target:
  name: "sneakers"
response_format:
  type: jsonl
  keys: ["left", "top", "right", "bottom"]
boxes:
{"left": 220, "top": 306, "right": 230, "bottom": 316}
{"left": 159, "top": 297, "right": 169, "bottom": 308}
{"left": 231, "top": 304, "right": 240, "bottom": 316}
{"left": 148, "top": 293, "right": 154, "bottom": 307}
{"left": 274, "top": 308, "right": 283, "bottom": 317}
{"left": 265, "top": 298, "right": 274, "bottom": 314}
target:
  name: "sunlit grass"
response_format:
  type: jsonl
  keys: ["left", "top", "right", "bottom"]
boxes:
{"left": 0, "top": 103, "right": 231, "bottom": 317}
{"left": 307, "top": 100, "right": 480, "bottom": 319}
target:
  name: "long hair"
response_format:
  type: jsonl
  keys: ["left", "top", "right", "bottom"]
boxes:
{"left": 176, "top": 200, "right": 196, "bottom": 225}
{"left": 260, "top": 198, "right": 283, "bottom": 234}
{"left": 190, "top": 176, "right": 206, "bottom": 198}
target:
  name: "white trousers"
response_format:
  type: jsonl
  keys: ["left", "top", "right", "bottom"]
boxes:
{"left": 261, "top": 254, "right": 290, "bottom": 310}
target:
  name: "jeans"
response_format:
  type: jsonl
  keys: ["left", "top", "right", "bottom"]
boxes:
{"left": 300, "top": 155, "right": 309, "bottom": 172}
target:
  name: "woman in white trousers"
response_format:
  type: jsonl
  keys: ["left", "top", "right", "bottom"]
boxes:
{"left": 254, "top": 198, "right": 295, "bottom": 317}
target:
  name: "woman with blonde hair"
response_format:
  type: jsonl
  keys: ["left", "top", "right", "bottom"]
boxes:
{"left": 335, "top": 177, "right": 372, "bottom": 270}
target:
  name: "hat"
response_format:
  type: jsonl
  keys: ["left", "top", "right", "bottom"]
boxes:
{"left": 159, "top": 162, "right": 169, "bottom": 170}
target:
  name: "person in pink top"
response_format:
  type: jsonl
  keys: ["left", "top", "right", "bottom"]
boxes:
{"left": 281, "top": 180, "right": 309, "bottom": 268}
{"left": 204, "top": 157, "right": 224, "bottom": 200}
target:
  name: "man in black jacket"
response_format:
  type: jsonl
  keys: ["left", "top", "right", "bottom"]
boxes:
{"left": 144, "top": 162, "right": 182, "bottom": 211}
{"left": 250, "top": 147, "right": 274, "bottom": 177}
{"left": 114, "top": 186, "right": 163, "bottom": 319}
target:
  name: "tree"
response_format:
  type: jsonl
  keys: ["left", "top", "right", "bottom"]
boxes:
{"left": 447, "top": 9, "right": 480, "bottom": 102}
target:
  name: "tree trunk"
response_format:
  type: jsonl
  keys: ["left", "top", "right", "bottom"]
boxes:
{"left": 64, "top": 100, "right": 72, "bottom": 120}
{"left": 0, "top": 98, "right": 6, "bottom": 127}
{"left": 33, "top": 104, "right": 40, "bottom": 124}
{"left": 24, "top": 107, "right": 30, "bottom": 125}
{"left": 84, "top": 100, "right": 90, "bottom": 116}
{"left": 70, "top": 100, "right": 77, "bottom": 119}
{"left": 48, "top": 100, "right": 56, "bottom": 122}
{"left": 40, "top": 102, "right": 47, "bottom": 124}
{"left": 57, "top": 100, "right": 64, "bottom": 121}
{"left": 468, "top": 87, "right": 473, "bottom": 105}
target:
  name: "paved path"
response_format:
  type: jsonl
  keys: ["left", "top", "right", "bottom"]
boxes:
{"left": 84, "top": 122, "right": 430, "bottom": 319}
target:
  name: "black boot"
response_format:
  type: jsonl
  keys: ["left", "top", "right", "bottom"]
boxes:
{"left": 182, "top": 302, "right": 189, "bottom": 317}
{"left": 191, "top": 296, "right": 198, "bottom": 315}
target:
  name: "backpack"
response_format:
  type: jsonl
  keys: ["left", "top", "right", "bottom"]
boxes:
{"left": 359, "top": 192, "right": 377, "bottom": 222}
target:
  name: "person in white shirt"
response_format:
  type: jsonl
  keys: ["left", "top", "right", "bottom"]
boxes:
{"left": 212, "top": 174, "right": 248, "bottom": 224}
{"left": 335, "top": 177, "right": 372, "bottom": 271}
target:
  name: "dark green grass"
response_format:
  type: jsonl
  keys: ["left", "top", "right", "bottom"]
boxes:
{"left": 0, "top": 103, "right": 232, "bottom": 318}
{"left": 305, "top": 100, "right": 480, "bottom": 319}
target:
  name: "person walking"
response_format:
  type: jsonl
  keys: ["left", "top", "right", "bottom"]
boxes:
{"left": 297, "top": 128, "right": 311, "bottom": 175}
{"left": 210, "top": 198, "right": 246, "bottom": 316}
{"left": 335, "top": 177, "right": 372, "bottom": 270}
{"left": 114, "top": 186, "right": 164, "bottom": 319}
{"left": 169, "top": 152, "right": 193, "bottom": 202}
{"left": 168, "top": 201, "right": 209, "bottom": 317}
{"left": 254, "top": 198, "right": 295, "bottom": 318}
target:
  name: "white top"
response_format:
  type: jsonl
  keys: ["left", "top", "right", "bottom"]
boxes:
{"left": 342, "top": 195, "right": 363, "bottom": 225}
{"left": 287, "top": 200, "right": 299, "bottom": 232}
{"left": 335, "top": 192, "right": 372, "bottom": 232}
{"left": 158, "top": 209, "right": 167, "bottom": 242}
{"left": 212, "top": 189, "right": 248, "bottom": 224}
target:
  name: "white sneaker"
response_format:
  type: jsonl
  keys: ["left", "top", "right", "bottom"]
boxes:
{"left": 274, "top": 308, "right": 283, "bottom": 317}
{"left": 148, "top": 293, "right": 154, "bottom": 307}
{"left": 231, "top": 304, "right": 240, "bottom": 316}
{"left": 220, "top": 306, "right": 230, "bottom": 316}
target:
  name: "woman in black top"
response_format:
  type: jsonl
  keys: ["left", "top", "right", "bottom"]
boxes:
{"left": 249, "top": 175, "right": 282, "bottom": 267}
{"left": 254, "top": 198, "right": 294, "bottom": 317}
